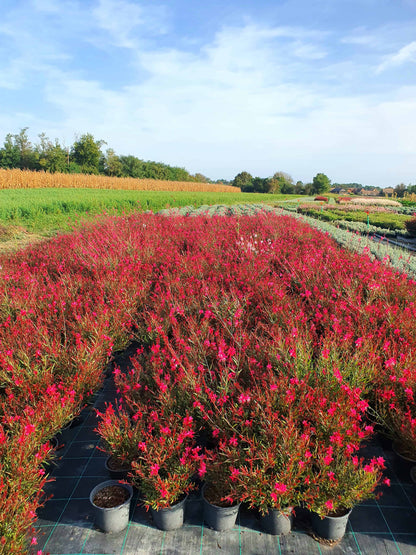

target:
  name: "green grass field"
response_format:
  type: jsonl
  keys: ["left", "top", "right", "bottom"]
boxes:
{"left": 0, "top": 188, "right": 298, "bottom": 234}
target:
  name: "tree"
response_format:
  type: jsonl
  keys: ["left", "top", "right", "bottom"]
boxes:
{"left": 252, "top": 177, "right": 271, "bottom": 193}
{"left": 394, "top": 183, "right": 407, "bottom": 198}
{"left": 312, "top": 173, "right": 331, "bottom": 194}
{"left": 280, "top": 181, "right": 295, "bottom": 194}
{"left": 103, "top": 148, "right": 123, "bottom": 177}
{"left": 294, "top": 181, "right": 305, "bottom": 194}
{"left": 119, "top": 155, "right": 145, "bottom": 178}
{"left": 268, "top": 172, "right": 294, "bottom": 194}
{"left": 35, "top": 134, "right": 68, "bottom": 173}
{"left": 193, "top": 173, "right": 209, "bottom": 183}
{"left": 14, "top": 128, "right": 38, "bottom": 169}
{"left": 233, "top": 171, "right": 253, "bottom": 190}
{"left": 168, "top": 166, "right": 192, "bottom": 181}
{"left": 304, "top": 182, "right": 314, "bottom": 195}
{"left": 0, "top": 133, "right": 21, "bottom": 168}
{"left": 0, "top": 128, "right": 39, "bottom": 170}
{"left": 71, "top": 133, "right": 106, "bottom": 174}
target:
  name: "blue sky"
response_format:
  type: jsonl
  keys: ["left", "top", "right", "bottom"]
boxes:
{"left": 0, "top": 0, "right": 415, "bottom": 186}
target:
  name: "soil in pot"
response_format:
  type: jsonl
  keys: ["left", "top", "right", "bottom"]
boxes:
{"left": 105, "top": 455, "right": 131, "bottom": 479}
{"left": 93, "top": 485, "right": 130, "bottom": 508}
{"left": 203, "top": 483, "right": 235, "bottom": 507}
{"left": 90, "top": 480, "right": 133, "bottom": 534}
{"left": 106, "top": 456, "right": 130, "bottom": 471}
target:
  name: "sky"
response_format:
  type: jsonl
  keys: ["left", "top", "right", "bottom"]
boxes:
{"left": 0, "top": 0, "right": 416, "bottom": 187}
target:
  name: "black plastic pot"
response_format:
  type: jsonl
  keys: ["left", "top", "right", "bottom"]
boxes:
{"left": 311, "top": 508, "right": 352, "bottom": 541}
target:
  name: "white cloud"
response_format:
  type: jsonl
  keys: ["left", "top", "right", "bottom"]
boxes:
{"left": 376, "top": 40, "right": 416, "bottom": 73}
{"left": 91, "top": 0, "right": 168, "bottom": 49}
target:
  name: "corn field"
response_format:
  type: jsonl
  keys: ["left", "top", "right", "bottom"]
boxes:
{"left": 0, "top": 168, "right": 240, "bottom": 193}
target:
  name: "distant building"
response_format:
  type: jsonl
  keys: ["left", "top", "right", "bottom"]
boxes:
{"left": 360, "top": 189, "right": 380, "bottom": 197}
{"left": 383, "top": 187, "right": 395, "bottom": 197}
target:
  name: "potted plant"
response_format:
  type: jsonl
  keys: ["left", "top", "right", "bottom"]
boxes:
{"left": 306, "top": 452, "right": 386, "bottom": 540}
{"left": 201, "top": 445, "right": 242, "bottom": 532}
{"left": 374, "top": 374, "right": 416, "bottom": 481}
{"left": 96, "top": 404, "right": 137, "bottom": 480}
{"left": 89, "top": 479, "right": 133, "bottom": 534}
{"left": 129, "top": 410, "right": 202, "bottom": 531}
{"left": 231, "top": 417, "right": 311, "bottom": 535}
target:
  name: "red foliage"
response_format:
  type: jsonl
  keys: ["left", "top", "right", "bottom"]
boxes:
{"left": 1, "top": 210, "right": 415, "bottom": 549}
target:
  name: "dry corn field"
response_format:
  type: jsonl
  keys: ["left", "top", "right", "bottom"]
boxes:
{"left": 0, "top": 168, "right": 240, "bottom": 193}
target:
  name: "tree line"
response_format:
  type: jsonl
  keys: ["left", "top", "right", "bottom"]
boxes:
{"left": 232, "top": 171, "right": 331, "bottom": 195}
{"left": 0, "top": 128, "right": 211, "bottom": 183}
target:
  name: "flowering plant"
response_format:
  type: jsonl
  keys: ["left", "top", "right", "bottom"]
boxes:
{"left": 299, "top": 374, "right": 387, "bottom": 517}
{"left": 96, "top": 404, "right": 139, "bottom": 467}
{"left": 219, "top": 416, "right": 311, "bottom": 515}
{"left": 129, "top": 410, "right": 202, "bottom": 510}
{"left": 307, "top": 454, "right": 386, "bottom": 518}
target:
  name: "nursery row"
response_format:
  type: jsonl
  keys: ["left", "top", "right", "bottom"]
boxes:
{"left": 279, "top": 205, "right": 416, "bottom": 279}
{"left": 0, "top": 210, "right": 415, "bottom": 551}
{"left": 296, "top": 204, "right": 411, "bottom": 231}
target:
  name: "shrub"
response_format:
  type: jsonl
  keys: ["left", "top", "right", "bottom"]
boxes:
{"left": 405, "top": 217, "right": 416, "bottom": 237}
{"left": 314, "top": 196, "right": 328, "bottom": 202}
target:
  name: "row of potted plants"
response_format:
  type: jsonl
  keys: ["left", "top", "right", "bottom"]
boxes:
{"left": 96, "top": 343, "right": 386, "bottom": 540}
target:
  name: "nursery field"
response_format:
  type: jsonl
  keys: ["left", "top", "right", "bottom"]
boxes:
{"left": 0, "top": 209, "right": 415, "bottom": 553}
{"left": 290, "top": 196, "right": 415, "bottom": 234}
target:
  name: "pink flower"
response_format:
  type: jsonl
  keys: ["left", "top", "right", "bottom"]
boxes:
{"left": 385, "top": 357, "right": 396, "bottom": 368}
{"left": 183, "top": 415, "right": 193, "bottom": 426}
{"left": 198, "top": 461, "right": 207, "bottom": 477}
{"left": 229, "top": 436, "right": 238, "bottom": 447}
{"left": 24, "top": 424, "right": 36, "bottom": 436}
{"left": 325, "top": 500, "right": 334, "bottom": 511}
{"left": 322, "top": 348, "right": 330, "bottom": 359}
{"left": 323, "top": 453, "right": 333, "bottom": 465}
{"left": 150, "top": 463, "right": 160, "bottom": 476}
{"left": 238, "top": 393, "right": 251, "bottom": 404}
{"left": 230, "top": 467, "right": 240, "bottom": 482}
{"left": 274, "top": 482, "right": 287, "bottom": 494}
